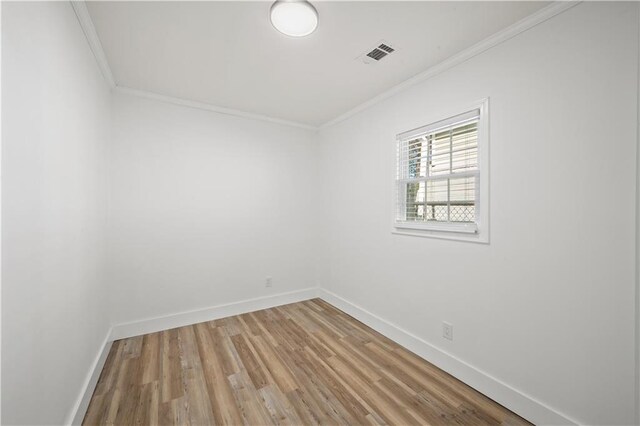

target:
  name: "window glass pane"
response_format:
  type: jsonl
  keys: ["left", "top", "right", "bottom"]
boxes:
{"left": 427, "top": 121, "right": 478, "bottom": 177}
{"left": 399, "top": 177, "right": 476, "bottom": 223}
{"left": 405, "top": 137, "right": 427, "bottom": 178}
{"left": 399, "top": 119, "right": 478, "bottom": 180}
{"left": 451, "top": 122, "right": 478, "bottom": 173}
{"left": 449, "top": 176, "right": 476, "bottom": 222}
{"left": 429, "top": 131, "right": 451, "bottom": 176}
{"left": 403, "top": 181, "right": 425, "bottom": 221}
{"left": 426, "top": 179, "right": 449, "bottom": 221}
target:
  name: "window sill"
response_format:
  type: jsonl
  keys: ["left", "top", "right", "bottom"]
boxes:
{"left": 392, "top": 222, "right": 488, "bottom": 244}
{"left": 395, "top": 221, "right": 477, "bottom": 234}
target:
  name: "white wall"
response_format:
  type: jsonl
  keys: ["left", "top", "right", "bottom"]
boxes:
{"left": 317, "top": 3, "right": 638, "bottom": 425}
{"left": 2, "top": 2, "right": 638, "bottom": 425}
{"left": 2, "top": 2, "right": 111, "bottom": 424}
{"left": 108, "top": 93, "right": 319, "bottom": 325}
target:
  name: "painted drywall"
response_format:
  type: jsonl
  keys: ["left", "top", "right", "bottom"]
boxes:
{"left": 317, "top": 2, "right": 638, "bottom": 424}
{"left": 1, "top": 2, "right": 111, "bottom": 424}
{"left": 108, "top": 93, "right": 319, "bottom": 325}
{"left": 637, "top": 6, "right": 640, "bottom": 423}
{"left": 2, "top": 1, "right": 638, "bottom": 424}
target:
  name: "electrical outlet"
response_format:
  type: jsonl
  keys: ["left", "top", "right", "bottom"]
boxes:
{"left": 442, "top": 322, "right": 453, "bottom": 341}
{"left": 265, "top": 277, "right": 272, "bottom": 288}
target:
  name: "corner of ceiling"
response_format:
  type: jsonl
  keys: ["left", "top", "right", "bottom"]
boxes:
{"left": 71, "top": 0, "right": 319, "bottom": 132}
{"left": 70, "top": 0, "right": 116, "bottom": 89}
{"left": 70, "top": 0, "right": 579, "bottom": 135}
{"left": 318, "top": 1, "right": 580, "bottom": 130}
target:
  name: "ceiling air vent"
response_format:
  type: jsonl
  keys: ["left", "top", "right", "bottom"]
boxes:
{"left": 358, "top": 41, "right": 398, "bottom": 64}
{"left": 378, "top": 43, "right": 395, "bottom": 54}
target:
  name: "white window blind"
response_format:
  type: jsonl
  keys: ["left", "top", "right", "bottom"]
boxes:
{"left": 396, "top": 109, "right": 480, "bottom": 233}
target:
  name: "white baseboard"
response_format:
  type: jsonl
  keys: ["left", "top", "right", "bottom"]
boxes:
{"left": 67, "top": 287, "right": 573, "bottom": 426}
{"left": 65, "top": 332, "right": 113, "bottom": 425}
{"left": 67, "top": 287, "right": 319, "bottom": 425}
{"left": 109, "top": 287, "right": 319, "bottom": 341}
{"left": 318, "top": 288, "right": 577, "bottom": 426}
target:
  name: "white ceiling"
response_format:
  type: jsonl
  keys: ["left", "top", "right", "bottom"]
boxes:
{"left": 87, "top": 1, "right": 548, "bottom": 127}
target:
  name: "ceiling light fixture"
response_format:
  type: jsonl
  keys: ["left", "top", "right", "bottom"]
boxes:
{"left": 270, "top": 0, "right": 318, "bottom": 37}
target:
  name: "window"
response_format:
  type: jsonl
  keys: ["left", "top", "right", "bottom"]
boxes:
{"left": 394, "top": 99, "right": 488, "bottom": 242}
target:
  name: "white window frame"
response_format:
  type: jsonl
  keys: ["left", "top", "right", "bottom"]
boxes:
{"left": 392, "top": 98, "right": 489, "bottom": 244}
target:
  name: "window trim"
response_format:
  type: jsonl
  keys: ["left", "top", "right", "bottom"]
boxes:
{"left": 391, "top": 98, "right": 489, "bottom": 244}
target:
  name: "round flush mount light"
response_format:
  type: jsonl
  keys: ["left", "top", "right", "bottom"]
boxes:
{"left": 270, "top": 0, "right": 318, "bottom": 37}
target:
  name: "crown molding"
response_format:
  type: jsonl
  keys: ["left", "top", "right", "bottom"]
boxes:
{"left": 70, "top": 1, "right": 116, "bottom": 89}
{"left": 70, "top": 0, "right": 317, "bottom": 131}
{"left": 114, "top": 86, "right": 319, "bottom": 131}
{"left": 320, "top": 1, "right": 580, "bottom": 129}
{"left": 71, "top": 0, "right": 578, "bottom": 133}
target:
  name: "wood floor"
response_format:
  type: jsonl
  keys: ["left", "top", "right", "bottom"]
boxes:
{"left": 84, "top": 299, "right": 530, "bottom": 425}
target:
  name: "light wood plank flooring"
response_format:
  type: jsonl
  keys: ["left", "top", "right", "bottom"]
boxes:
{"left": 84, "top": 299, "right": 530, "bottom": 425}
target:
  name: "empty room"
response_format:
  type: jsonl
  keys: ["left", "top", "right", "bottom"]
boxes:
{"left": 2, "top": 1, "right": 639, "bottom": 425}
